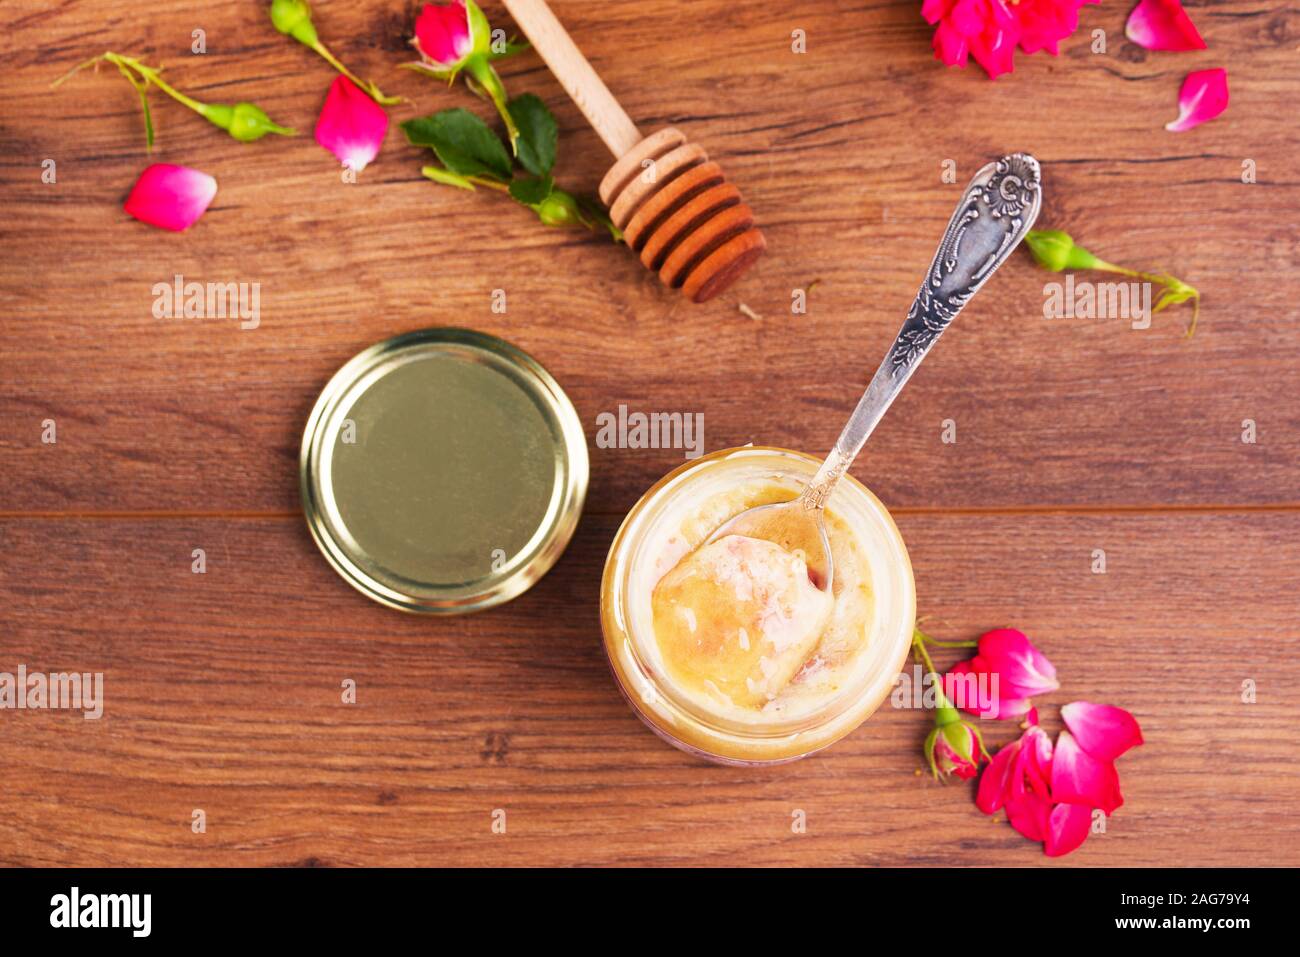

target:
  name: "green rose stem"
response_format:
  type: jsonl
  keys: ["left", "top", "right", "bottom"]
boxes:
{"left": 913, "top": 622, "right": 978, "bottom": 650}
{"left": 54, "top": 53, "right": 295, "bottom": 147}
{"left": 404, "top": 56, "right": 519, "bottom": 154}
{"left": 420, "top": 165, "right": 511, "bottom": 192}
{"left": 1025, "top": 229, "right": 1202, "bottom": 338}
{"left": 463, "top": 57, "right": 519, "bottom": 155}
{"left": 913, "top": 626, "right": 989, "bottom": 779}
{"left": 420, "top": 166, "right": 618, "bottom": 240}
{"left": 269, "top": 0, "right": 401, "bottom": 105}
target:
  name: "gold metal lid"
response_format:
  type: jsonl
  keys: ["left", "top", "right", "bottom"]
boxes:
{"left": 300, "top": 328, "right": 588, "bottom": 614}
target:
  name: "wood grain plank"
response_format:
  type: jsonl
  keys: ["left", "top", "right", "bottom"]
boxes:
{"left": 1, "top": 511, "right": 1296, "bottom": 866}
{"left": 2, "top": 2, "right": 1298, "bottom": 513}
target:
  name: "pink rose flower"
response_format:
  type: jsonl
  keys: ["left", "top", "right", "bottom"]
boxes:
{"left": 415, "top": 0, "right": 474, "bottom": 69}
{"left": 315, "top": 75, "right": 390, "bottom": 172}
{"left": 1125, "top": 0, "right": 1206, "bottom": 51}
{"left": 944, "top": 627, "right": 1059, "bottom": 719}
{"left": 123, "top": 163, "right": 217, "bottom": 232}
{"left": 1013, "top": 0, "right": 1100, "bottom": 56}
{"left": 922, "top": 0, "right": 1021, "bottom": 79}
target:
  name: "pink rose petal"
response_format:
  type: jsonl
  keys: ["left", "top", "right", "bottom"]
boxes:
{"left": 1061, "top": 701, "right": 1144, "bottom": 761}
{"left": 1045, "top": 802, "right": 1092, "bottom": 857}
{"left": 931, "top": 20, "right": 971, "bottom": 69}
{"left": 1006, "top": 792, "right": 1052, "bottom": 842}
{"left": 1006, "top": 746, "right": 1052, "bottom": 841}
{"left": 1125, "top": 0, "right": 1206, "bottom": 51}
{"left": 1015, "top": 0, "right": 1100, "bottom": 57}
{"left": 945, "top": 628, "right": 1057, "bottom": 720}
{"left": 1166, "top": 68, "right": 1229, "bottom": 132}
{"left": 123, "top": 163, "right": 217, "bottom": 232}
{"left": 415, "top": 0, "right": 474, "bottom": 68}
{"left": 945, "top": 658, "right": 1000, "bottom": 718}
{"left": 976, "top": 737, "right": 1020, "bottom": 814}
{"left": 923, "top": 0, "right": 1021, "bottom": 79}
{"left": 1050, "top": 729, "right": 1124, "bottom": 814}
{"left": 315, "top": 75, "right": 389, "bottom": 172}
{"left": 1023, "top": 724, "right": 1055, "bottom": 793}
{"left": 979, "top": 628, "right": 1060, "bottom": 698}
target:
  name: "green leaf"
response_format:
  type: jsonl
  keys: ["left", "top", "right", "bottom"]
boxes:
{"left": 507, "top": 94, "right": 557, "bottom": 177}
{"left": 422, "top": 165, "right": 480, "bottom": 192}
{"left": 508, "top": 174, "right": 553, "bottom": 207}
{"left": 401, "top": 108, "right": 512, "bottom": 181}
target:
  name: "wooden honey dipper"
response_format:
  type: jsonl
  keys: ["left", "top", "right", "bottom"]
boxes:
{"left": 500, "top": 0, "right": 766, "bottom": 303}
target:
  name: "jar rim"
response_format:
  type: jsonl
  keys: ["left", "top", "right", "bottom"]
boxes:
{"left": 600, "top": 446, "right": 916, "bottom": 762}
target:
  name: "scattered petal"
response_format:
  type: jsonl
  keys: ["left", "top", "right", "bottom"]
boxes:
{"left": 1050, "top": 729, "right": 1124, "bottom": 814}
{"left": 1045, "top": 802, "right": 1092, "bottom": 856}
{"left": 123, "top": 163, "right": 217, "bottom": 232}
{"left": 1006, "top": 745, "right": 1052, "bottom": 840}
{"left": 315, "top": 75, "right": 389, "bottom": 171}
{"left": 1061, "top": 701, "right": 1144, "bottom": 761}
{"left": 976, "top": 737, "right": 1021, "bottom": 814}
{"left": 1166, "top": 67, "right": 1229, "bottom": 133}
{"left": 1022, "top": 724, "right": 1055, "bottom": 795}
{"left": 1125, "top": 0, "right": 1206, "bottom": 52}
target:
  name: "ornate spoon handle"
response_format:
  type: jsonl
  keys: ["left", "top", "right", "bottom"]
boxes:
{"left": 803, "top": 154, "right": 1043, "bottom": 508}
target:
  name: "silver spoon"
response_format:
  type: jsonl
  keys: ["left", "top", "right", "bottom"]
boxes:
{"left": 708, "top": 154, "right": 1043, "bottom": 592}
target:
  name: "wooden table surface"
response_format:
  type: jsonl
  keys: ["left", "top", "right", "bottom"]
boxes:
{"left": 2, "top": 0, "right": 1298, "bottom": 867}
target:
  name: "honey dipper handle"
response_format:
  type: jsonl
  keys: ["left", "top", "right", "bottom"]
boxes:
{"left": 501, "top": 0, "right": 643, "bottom": 158}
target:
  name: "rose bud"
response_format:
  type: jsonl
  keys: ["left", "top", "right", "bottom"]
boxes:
{"left": 204, "top": 102, "right": 296, "bottom": 142}
{"left": 410, "top": 1, "right": 518, "bottom": 152}
{"left": 1023, "top": 230, "right": 1105, "bottom": 273}
{"left": 925, "top": 710, "right": 987, "bottom": 781}
{"left": 414, "top": 0, "right": 476, "bottom": 70}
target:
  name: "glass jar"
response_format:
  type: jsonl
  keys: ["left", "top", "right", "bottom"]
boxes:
{"left": 600, "top": 446, "right": 915, "bottom": 765}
